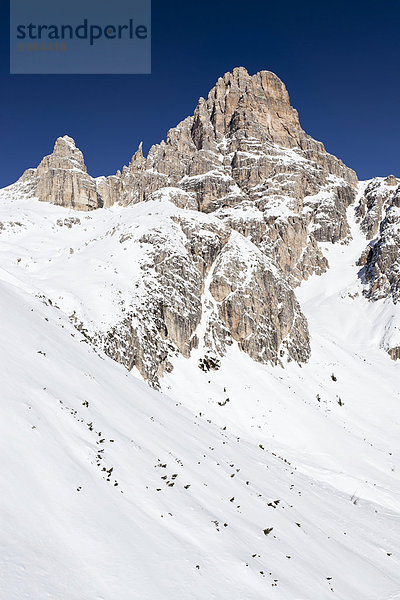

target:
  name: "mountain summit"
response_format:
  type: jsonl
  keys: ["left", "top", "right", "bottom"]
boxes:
{"left": 2, "top": 68, "right": 399, "bottom": 383}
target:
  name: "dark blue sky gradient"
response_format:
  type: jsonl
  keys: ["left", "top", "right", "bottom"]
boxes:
{"left": 1, "top": 0, "right": 399, "bottom": 187}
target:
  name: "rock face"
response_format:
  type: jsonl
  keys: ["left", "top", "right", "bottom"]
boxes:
{"left": 17, "top": 68, "right": 357, "bottom": 249}
{"left": 62, "top": 202, "right": 309, "bottom": 386}
{"left": 355, "top": 176, "right": 400, "bottom": 360}
{"left": 119, "top": 68, "right": 357, "bottom": 272}
{"left": 356, "top": 176, "right": 399, "bottom": 239}
{"left": 208, "top": 234, "right": 310, "bottom": 365}
{"left": 18, "top": 136, "right": 104, "bottom": 211}
{"left": 361, "top": 183, "right": 400, "bottom": 303}
{"left": 8, "top": 67, "right": 364, "bottom": 382}
{"left": 95, "top": 209, "right": 231, "bottom": 383}
{"left": 17, "top": 135, "right": 129, "bottom": 211}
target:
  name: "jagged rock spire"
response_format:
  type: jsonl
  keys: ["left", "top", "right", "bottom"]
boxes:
{"left": 37, "top": 135, "right": 87, "bottom": 174}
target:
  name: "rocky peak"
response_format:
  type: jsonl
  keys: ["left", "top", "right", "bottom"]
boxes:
{"left": 120, "top": 68, "right": 357, "bottom": 243}
{"left": 356, "top": 176, "right": 400, "bottom": 238}
{"left": 16, "top": 135, "right": 103, "bottom": 211}
{"left": 36, "top": 135, "right": 87, "bottom": 175}
{"left": 127, "top": 141, "right": 146, "bottom": 171}
{"left": 384, "top": 174, "right": 398, "bottom": 186}
{"left": 204, "top": 67, "right": 303, "bottom": 149}
{"left": 3, "top": 67, "right": 370, "bottom": 381}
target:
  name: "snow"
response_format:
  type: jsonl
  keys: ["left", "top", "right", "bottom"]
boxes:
{"left": 216, "top": 231, "right": 281, "bottom": 282}
{"left": 1, "top": 182, "right": 400, "bottom": 599}
{"left": 0, "top": 194, "right": 194, "bottom": 335}
{"left": 215, "top": 203, "right": 265, "bottom": 222}
{"left": 178, "top": 169, "right": 234, "bottom": 184}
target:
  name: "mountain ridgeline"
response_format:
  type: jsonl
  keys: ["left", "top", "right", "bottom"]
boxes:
{"left": 3, "top": 67, "right": 400, "bottom": 383}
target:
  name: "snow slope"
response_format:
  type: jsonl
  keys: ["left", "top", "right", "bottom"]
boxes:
{"left": 1, "top": 185, "right": 400, "bottom": 599}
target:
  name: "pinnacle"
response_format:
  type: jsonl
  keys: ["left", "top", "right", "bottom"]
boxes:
{"left": 55, "top": 135, "right": 77, "bottom": 147}
{"left": 52, "top": 135, "right": 81, "bottom": 159}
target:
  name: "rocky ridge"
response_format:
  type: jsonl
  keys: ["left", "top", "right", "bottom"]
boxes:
{"left": 2, "top": 67, "right": 399, "bottom": 380}
{"left": 354, "top": 175, "right": 400, "bottom": 360}
{"left": 356, "top": 176, "right": 400, "bottom": 303}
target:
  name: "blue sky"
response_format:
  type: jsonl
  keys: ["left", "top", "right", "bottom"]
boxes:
{"left": 1, "top": 0, "right": 399, "bottom": 187}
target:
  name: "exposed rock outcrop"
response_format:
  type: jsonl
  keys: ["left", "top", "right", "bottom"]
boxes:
{"left": 357, "top": 179, "right": 400, "bottom": 360}
{"left": 20, "top": 136, "right": 104, "bottom": 211}
{"left": 357, "top": 176, "right": 400, "bottom": 304}
{"left": 76, "top": 202, "right": 310, "bottom": 386}
{"left": 120, "top": 69, "right": 357, "bottom": 260}
{"left": 7, "top": 67, "right": 366, "bottom": 382}
{"left": 356, "top": 176, "right": 399, "bottom": 238}
{"left": 16, "top": 135, "right": 127, "bottom": 211}
{"left": 362, "top": 186, "right": 400, "bottom": 303}
{"left": 209, "top": 234, "right": 310, "bottom": 365}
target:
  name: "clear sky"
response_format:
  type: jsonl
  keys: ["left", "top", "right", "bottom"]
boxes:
{"left": 1, "top": 0, "right": 399, "bottom": 188}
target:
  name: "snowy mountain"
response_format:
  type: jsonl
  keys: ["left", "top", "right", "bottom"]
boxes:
{"left": 1, "top": 67, "right": 400, "bottom": 599}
